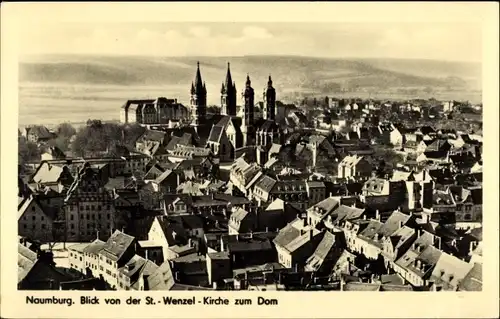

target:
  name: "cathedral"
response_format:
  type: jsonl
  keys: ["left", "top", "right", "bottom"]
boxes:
{"left": 189, "top": 62, "right": 286, "bottom": 163}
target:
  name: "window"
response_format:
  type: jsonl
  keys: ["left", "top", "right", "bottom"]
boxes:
{"left": 464, "top": 214, "right": 472, "bottom": 221}
{"left": 98, "top": 205, "right": 102, "bottom": 210}
{"left": 32, "top": 206, "right": 36, "bottom": 211}
{"left": 32, "top": 216, "right": 36, "bottom": 220}
{"left": 86, "top": 206, "right": 90, "bottom": 210}
{"left": 42, "top": 224, "right": 46, "bottom": 229}
{"left": 71, "top": 215, "right": 74, "bottom": 220}
{"left": 71, "top": 224, "right": 75, "bottom": 229}
{"left": 23, "top": 224, "right": 27, "bottom": 229}
{"left": 41, "top": 216, "right": 44, "bottom": 221}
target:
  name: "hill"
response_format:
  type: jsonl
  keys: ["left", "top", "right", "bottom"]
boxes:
{"left": 19, "top": 54, "right": 481, "bottom": 95}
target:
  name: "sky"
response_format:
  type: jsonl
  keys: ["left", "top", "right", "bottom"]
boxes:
{"left": 18, "top": 22, "right": 482, "bottom": 62}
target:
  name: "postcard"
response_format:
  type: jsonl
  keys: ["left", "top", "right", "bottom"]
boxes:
{"left": 1, "top": 2, "right": 498, "bottom": 318}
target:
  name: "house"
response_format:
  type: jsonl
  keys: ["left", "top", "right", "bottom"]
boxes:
{"left": 305, "top": 180, "right": 327, "bottom": 207}
{"left": 273, "top": 218, "right": 323, "bottom": 270}
{"left": 148, "top": 215, "right": 190, "bottom": 260}
{"left": 63, "top": 164, "right": 117, "bottom": 242}
{"left": 120, "top": 97, "right": 189, "bottom": 125}
{"left": 449, "top": 186, "right": 482, "bottom": 230}
{"left": 117, "top": 255, "right": 159, "bottom": 290}
{"left": 337, "top": 155, "right": 372, "bottom": 179}
{"left": 228, "top": 207, "right": 256, "bottom": 235}
{"left": 18, "top": 245, "right": 71, "bottom": 290}
{"left": 98, "top": 230, "right": 138, "bottom": 289}
{"left": 18, "top": 195, "right": 55, "bottom": 243}
{"left": 223, "top": 232, "right": 276, "bottom": 269}
{"left": 304, "top": 231, "right": 345, "bottom": 275}
{"left": 428, "top": 252, "right": 474, "bottom": 291}
{"left": 206, "top": 251, "right": 231, "bottom": 287}
{"left": 457, "top": 263, "right": 482, "bottom": 291}
{"left": 257, "top": 198, "right": 301, "bottom": 232}
{"left": 403, "top": 140, "right": 427, "bottom": 155}
{"left": 30, "top": 162, "right": 74, "bottom": 192}
{"left": 68, "top": 243, "right": 89, "bottom": 274}
{"left": 378, "top": 123, "right": 403, "bottom": 146}
{"left": 25, "top": 125, "right": 56, "bottom": 143}
{"left": 229, "top": 156, "right": 263, "bottom": 197}
{"left": 146, "top": 260, "right": 176, "bottom": 290}
{"left": 306, "top": 196, "right": 342, "bottom": 228}
{"left": 394, "top": 244, "right": 442, "bottom": 287}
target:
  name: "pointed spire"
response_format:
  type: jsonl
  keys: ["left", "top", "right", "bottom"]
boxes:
{"left": 194, "top": 61, "right": 203, "bottom": 89}
{"left": 191, "top": 81, "right": 195, "bottom": 95}
{"left": 268, "top": 74, "right": 273, "bottom": 87}
{"left": 224, "top": 62, "right": 233, "bottom": 89}
{"left": 246, "top": 73, "right": 251, "bottom": 87}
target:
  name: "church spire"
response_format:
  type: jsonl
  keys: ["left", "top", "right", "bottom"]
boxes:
{"left": 194, "top": 61, "right": 203, "bottom": 92}
{"left": 246, "top": 74, "right": 251, "bottom": 87}
{"left": 224, "top": 62, "right": 233, "bottom": 89}
{"left": 268, "top": 74, "right": 273, "bottom": 87}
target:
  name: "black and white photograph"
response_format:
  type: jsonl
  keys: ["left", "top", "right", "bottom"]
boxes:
{"left": 2, "top": 2, "right": 499, "bottom": 319}
{"left": 15, "top": 19, "right": 488, "bottom": 293}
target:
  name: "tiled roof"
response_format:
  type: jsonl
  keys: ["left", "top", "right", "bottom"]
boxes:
{"left": 304, "top": 231, "right": 337, "bottom": 271}
{"left": 458, "top": 263, "right": 482, "bottom": 291}
{"left": 147, "top": 261, "right": 175, "bottom": 291}
{"left": 378, "top": 211, "right": 411, "bottom": 238}
{"left": 100, "top": 231, "right": 136, "bottom": 262}
{"left": 18, "top": 244, "right": 38, "bottom": 283}
{"left": 83, "top": 239, "right": 106, "bottom": 255}
{"left": 430, "top": 252, "right": 474, "bottom": 290}
{"left": 254, "top": 175, "right": 277, "bottom": 193}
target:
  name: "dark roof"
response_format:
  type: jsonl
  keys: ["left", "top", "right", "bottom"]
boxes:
{"left": 138, "top": 129, "right": 167, "bottom": 143}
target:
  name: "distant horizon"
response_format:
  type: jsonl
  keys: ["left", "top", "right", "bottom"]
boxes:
{"left": 19, "top": 53, "right": 482, "bottom": 65}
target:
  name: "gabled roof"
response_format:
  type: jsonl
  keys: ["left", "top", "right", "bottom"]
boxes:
{"left": 430, "top": 252, "right": 474, "bottom": 290}
{"left": 378, "top": 211, "right": 411, "bottom": 238}
{"left": 304, "top": 231, "right": 337, "bottom": 271}
{"left": 99, "top": 231, "right": 136, "bottom": 262}
{"left": 147, "top": 260, "right": 175, "bottom": 291}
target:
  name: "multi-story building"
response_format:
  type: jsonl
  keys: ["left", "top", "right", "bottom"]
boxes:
{"left": 63, "top": 163, "right": 116, "bottom": 242}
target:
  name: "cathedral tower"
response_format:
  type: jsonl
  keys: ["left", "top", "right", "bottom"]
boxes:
{"left": 263, "top": 75, "right": 276, "bottom": 121}
{"left": 221, "top": 63, "right": 237, "bottom": 116}
{"left": 241, "top": 74, "right": 255, "bottom": 147}
{"left": 190, "top": 62, "right": 207, "bottom": 126}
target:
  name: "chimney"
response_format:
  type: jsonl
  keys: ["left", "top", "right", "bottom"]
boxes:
{"left": 363, "top": 214, "right": 366, "bottom": 220}
{"left": 265, "top": 226, "right": 269, "bottom": 232}
{"left": 375, "top": 210, "right": 380, "bottom": 221}
{"left": 469, "top": 241, "right": 476, "bottom": 253}
{"left": 418, "top": 229, "right": 422, "bottom": 237}
{"left": 435, "top": 236, "right": 441, "bottom": 250}
{"left": 309, "top": 228, "right": 314, "bottom": 239}
{"left": 145, "top": 249, "right": 149, "bottom": 261}
{"left": 188, "top": 238, "right": 193, "bottom": 247}
{"left": 236, "top": 235, "right": 239, "bottom": 242}
{"left": 174, "top": 271, "right": 179, "bottom": 281}
{"left": 398, "top": 220, "right": 403, "bottom": 229}
{"left": 96, "top": 231, "right": 100, "bottom": 240}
